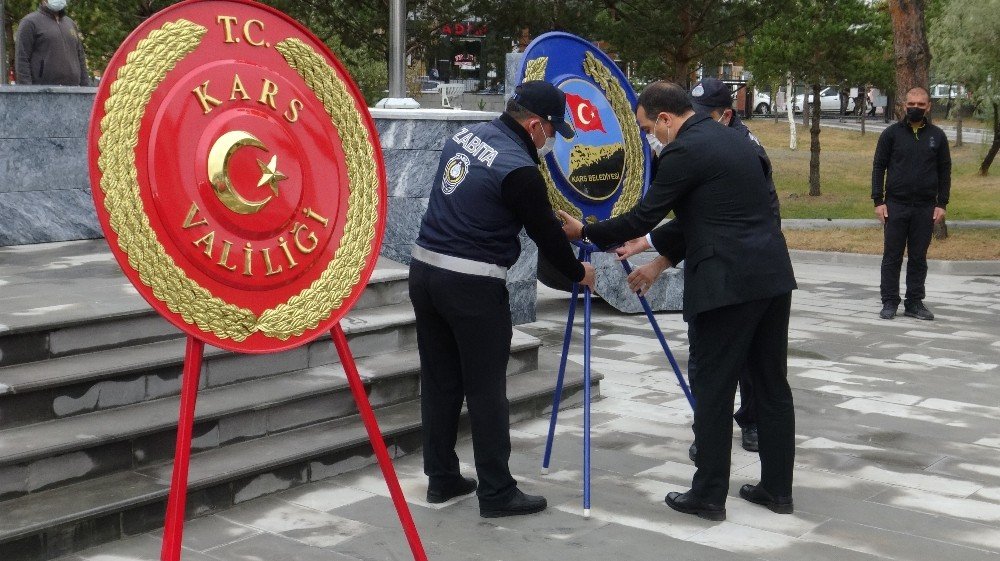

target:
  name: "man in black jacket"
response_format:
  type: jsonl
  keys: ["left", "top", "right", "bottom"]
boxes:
{"left": 15, "top": 0, "right": 91, "bottom": 86}
{"left": 411, "top": 81, "right": 595, "bottom": 518}
{"left": 561, "top": 81, "right": 796, "bottom": 521}
{"left": 617, "top": 78, "right": 781, "bottom": 460}
{"left": 872, "top": 86, "right": 951, "bottom": 321}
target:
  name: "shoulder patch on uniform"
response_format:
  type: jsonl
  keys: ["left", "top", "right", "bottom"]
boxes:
{"left": 746, "top": 131, "right": 762, "bottom": 146}
{"left": 442, "top": 153, "right": 471, "bottom": 195}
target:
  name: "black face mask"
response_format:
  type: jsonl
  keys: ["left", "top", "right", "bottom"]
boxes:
{"left": 906, "top": 107, "right": 926, "bottom": 122}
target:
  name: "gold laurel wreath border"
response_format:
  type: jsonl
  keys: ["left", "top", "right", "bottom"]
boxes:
{"left": 97, "top": 19, "right": 378, "bottom": 342}
{"left": 521, "top": 51, "right": 643, "bottom": 220}
{"left": 583, "top": 51, "right": 643, "bottom": 217}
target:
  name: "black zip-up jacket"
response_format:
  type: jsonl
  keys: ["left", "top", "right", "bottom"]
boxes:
{"left": 15, "top": 6, "right": 90, "bottom": 86}
{"left": 871, "top": 118, "right": 951, "bottom": 208}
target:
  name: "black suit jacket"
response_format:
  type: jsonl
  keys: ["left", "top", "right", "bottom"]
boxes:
{"left": 585, "top": 114, "right": 796, "bottom": 320}
{"left": 649, "top": 120, "right": 781, "bottom": 264}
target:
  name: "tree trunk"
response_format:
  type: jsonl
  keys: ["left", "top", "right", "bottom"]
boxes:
{"left": 860, "top": 88, "right": 867, "bottom": 136}
{"left": 888, "top": 0, "right": 931, "bottom": 118}
{"left": 980, "top": 100, "right": 1000, "bottom": 176}
{"left": 773, "top": 81, "right": 781, "bottom": 125}
{"left": 787, "top": 76, "right": 797, "bottom": 150}
{"left": 809, "top": 84, "right": 822, "bottom": 196}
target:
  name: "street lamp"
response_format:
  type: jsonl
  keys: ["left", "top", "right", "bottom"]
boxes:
{"left": 376, "top": 0, "right": 419, "bottom": 109}
{"left": 1, "top": 0, "right": 7, "bottom": 85}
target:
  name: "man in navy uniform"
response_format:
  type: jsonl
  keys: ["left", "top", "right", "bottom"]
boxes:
{"left": 617, "top": 78, "right": 781, "bottom": 460}
{"left": 561, "top": 81, "right": 796, "bottom": 521}
{"left": 872, "top": 86, "right": 950, "bottom": 321}
{"left": 410, "top": 81, "right": 595, "bottom": 518}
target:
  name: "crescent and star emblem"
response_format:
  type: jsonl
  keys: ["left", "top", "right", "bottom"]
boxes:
{"left": 577, "top": 103, "right": 593, "bottom": 125}
{"left": 207, "top": 130, "right": 288, "bottom": 215}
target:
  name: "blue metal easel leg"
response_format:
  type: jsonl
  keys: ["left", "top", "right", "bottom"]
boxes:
{"left": 581, "top": 249, "right": 593, "bottom": 518}
{"left": 620, "top": 259, "right": 695, "bottom": 410}
{"left": 541, "top": 281, "right": 580, "bottom": 475}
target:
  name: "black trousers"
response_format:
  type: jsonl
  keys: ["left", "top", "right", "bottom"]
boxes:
{"left": 408, "top": 260, "right": 517, "bottom": 507}
{"left": 688, "top": 325, "right": 757, "bottom": 429}
{"left": 688, "top": 293, "right": 795, "bottom": 505}
{"left": 880, "top": 201, "right": 935, "bottom": 306}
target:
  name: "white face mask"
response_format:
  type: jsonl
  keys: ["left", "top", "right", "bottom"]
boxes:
{"left": 645, "top": 132, "right": 664, "bottom": 156}
{"left": 538, "top": 134, "right": 556, "bottom": 157}
{"left": 47, "top": 0, "right": 67, "bottom": 11}
{"left": 532, "top": 121, "right": 556, "bottom": 157}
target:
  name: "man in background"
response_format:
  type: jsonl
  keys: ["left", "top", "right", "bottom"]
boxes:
{"left": 15, "top": 0, "right": 90, "bottom": 86}
{"left": 872, "top": 86, "right": 950, "bottom": 321}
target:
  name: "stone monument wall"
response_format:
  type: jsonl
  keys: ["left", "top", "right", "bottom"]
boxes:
{"left": 0, "top": 89, "right": 541, "bottom": 323}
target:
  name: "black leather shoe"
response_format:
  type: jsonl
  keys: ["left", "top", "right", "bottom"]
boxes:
{"left": 904, "top": 301, "right": 934, "bottom": 320}
{"left": 739, "top": 483, "right": 793, "bottom": 514}
{"left": 879, "top": 303, "right": 897, "bottom": 319}
{"left": 664, "top": 491, "right": 726, "bottom": 521}
{"left": 688, "top": 442, "right": 697, "bottom": 462}
{"left": 426, "top": 476, "right": 477, "bottom": 504}
{"left": 741, "top": 425, "right": 759, "bottom": 452}
{"left": 479, "top": 489, "right": 547, "bottom": 518}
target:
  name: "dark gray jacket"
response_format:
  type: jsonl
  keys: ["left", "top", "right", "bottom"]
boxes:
{"left": 15, "top": 6, "right": 90, "bottom": 86}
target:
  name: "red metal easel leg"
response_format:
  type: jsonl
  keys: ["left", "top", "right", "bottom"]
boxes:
{"left": 160, "top": 336, "right": 205, "bottom": 561}
{"left": 331, "top": 325, "right": 428, "bottom": 561}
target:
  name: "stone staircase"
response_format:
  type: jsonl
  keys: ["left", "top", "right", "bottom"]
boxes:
{"left": 0, "top": 240, "right": 598, "bottom": 561}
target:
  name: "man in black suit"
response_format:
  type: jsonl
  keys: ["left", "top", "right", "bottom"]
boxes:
{"left": 560, "top": 81, "right": 797, "bottom": 521}
{"left": 621, "top": 78, "right": 781, "bottom": 461}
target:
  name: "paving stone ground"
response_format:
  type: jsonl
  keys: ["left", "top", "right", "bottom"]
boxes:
{"left": 54, "top": 257, "right": 1000, "bottom": 561}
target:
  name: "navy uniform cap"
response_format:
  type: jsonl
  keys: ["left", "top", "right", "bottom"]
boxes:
{"left": 510, "top": 81, "right": 575, "bottom": 139}
{"left": 690, "top": 78, "right": 733, "bottom": 113}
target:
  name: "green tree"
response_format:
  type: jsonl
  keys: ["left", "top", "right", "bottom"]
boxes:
{"left": 930, "top": 0, "right": 1000, "bottom": 175}
{"left": 594, "top": 0, "right": 784, "bottom": 83}
{"left": 746, "top": 0, "right": 889, "bottom": 196}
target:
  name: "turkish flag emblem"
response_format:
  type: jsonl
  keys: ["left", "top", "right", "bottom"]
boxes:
{"left": 565, "top": 93, "right": 606, "bottom": 133}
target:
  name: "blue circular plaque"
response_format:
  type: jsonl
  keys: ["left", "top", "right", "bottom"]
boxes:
{"left": 517, "top": 32, "right": 651, "bottom": 224}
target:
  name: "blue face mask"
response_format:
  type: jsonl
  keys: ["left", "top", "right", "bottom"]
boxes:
{"left": 48, "top": 0, "right": 67, "bottom": 11}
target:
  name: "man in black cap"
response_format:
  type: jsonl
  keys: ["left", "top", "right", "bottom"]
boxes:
{"left": 410, "top": 80, "right": 595, "bottom": 518}
{"left": 561, "top": 80, "right": 796, "bottom": 521}
{"left": 617, "top": 78, "right": 781, "bottom": 460}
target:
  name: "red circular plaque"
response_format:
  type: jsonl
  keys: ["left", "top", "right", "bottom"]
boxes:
{"left": 88, "top": 0, "right": 387, "bottom": 353}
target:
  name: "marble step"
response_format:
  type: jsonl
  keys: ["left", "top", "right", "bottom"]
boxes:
{"left": 0, "top": 366, "right": 599, "bottom": 561}
{"left": 0, "top": 301, "right": 421, "bottom": 430}
{"left": 0, "top": 330, "right": 542, "bottom": 499}
{"left": 0, "top": 240, "right": 411, "bottom": 368}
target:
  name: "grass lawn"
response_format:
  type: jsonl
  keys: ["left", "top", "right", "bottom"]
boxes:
{"left": 746, "top": 121, "right": 1000, "bottom": 220}
{"left": 783, "top": 228, "right": 1000, "bottom": 261}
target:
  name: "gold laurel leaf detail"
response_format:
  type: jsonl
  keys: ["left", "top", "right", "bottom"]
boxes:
{"left": 263, "top": 38, "right": 379, "bottom": 340}
{"left": 97, "top": 20, "right": 258, "bottom": 341}
{"left": 582, "top": 51, "right": 643, "bottom": 217}
{"left": 521, "top": 56, "right": 582, "bottom": 220}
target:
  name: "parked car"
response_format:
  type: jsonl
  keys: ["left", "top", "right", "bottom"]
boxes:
{"left": 783, "top": 86, "right": 855, "bottom": 113}
{"left": 753, "top": 91, "right": 772, "bottom": 115}
{"left": 929, "top": 83, "right": 966, "bottom": 101}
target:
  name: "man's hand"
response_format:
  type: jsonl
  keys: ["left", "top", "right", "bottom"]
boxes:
{"left": 615, "top": 237, "right": 651, "bottom": 260}
{"left": 579, "top": 262, "right": 596, "bottom": 290}
{"left": 627, "top": 256, "right": 671, "bottom": 296}
{"left": 875, "top": 204, "right": 888, "bottom": 224}
{"left": 557, "top": 210, "right": 584, "bottom": 241}
{"left": 933, "top": 206, "right": 946, "bottom": 224}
